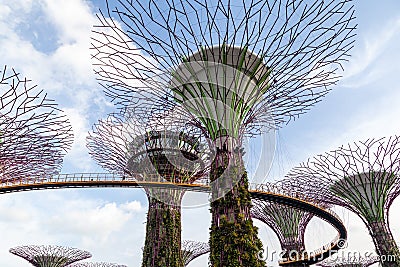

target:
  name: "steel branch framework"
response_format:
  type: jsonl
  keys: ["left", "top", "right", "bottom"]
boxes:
{"left": 86, "top": 111, "right": 210, "bottom": 267}
{"left": 251, "top": 182, "right": 321, "bottom": 260}
{"left": 0, "top": 173, "right": 347, "bottom": 266}
{"left": 181, "top": 240, "right": 210, "bottom": 266}
{"left": 67, "top": 263, "right": 127, "bottom": 267}
{"left": 86, "top": 111, "right": 210, "bottom": 187}
{"left": 9, "top": 245, "right": 91, "bottom": 267}
{"left": 91, "top": 1, "right": 356, "bottom": 266}
{"left": 317, "top": 256, "right": 379, "bottom": 267}
{"left": 92, "top": 0, "right": 356, "bottom": 138}
{"left": 0, "top": 66, "right": 73, "bottom": 181}
{"left": 284, "top": 136, "right": 400, "bottom": 267}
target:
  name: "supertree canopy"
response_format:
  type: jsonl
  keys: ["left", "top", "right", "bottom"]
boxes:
{"left": 181, "top": 240, "right": 210, "bottom": 267}
{"left": 86, "top": 110, "right": 210, "bottom": 267}
{"left": 0, "top": 66, "right": 73, "bottom": 181}
{"left": 251, "top": 182, "right": 325, "bottom": 266}
{"left": 9, "top": 245, "right": 91, "bottom": 267}
{"left": 284, "top": 136, "right": 400, "bottom": 267}
{"left": 91, "top": 0, "right": 356, "bottom": 266}
{"left": 317, "top": 256, "right": 379, "bottom": 267}
{"left": 67, "top": 262, "right": 127, "bottom": 267}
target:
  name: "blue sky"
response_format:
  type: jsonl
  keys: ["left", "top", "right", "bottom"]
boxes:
{"left": 0, "top": 0, "right": 400, "bottom": 266}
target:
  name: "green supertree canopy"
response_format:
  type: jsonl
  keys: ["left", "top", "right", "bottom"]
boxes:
{"left": 284, "top": 136, "right": 400, "bottom": 267}
{"left": 91, "top": 0, "right": 356, "bottom": 266}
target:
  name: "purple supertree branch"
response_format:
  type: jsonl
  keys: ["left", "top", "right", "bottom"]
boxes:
{"left": 283, "top": 136, "right": 400, "bottom": 266}
{"left": 181, "top": 240, "right": 210, "bottom": 266}
{"left": 0, "top": 66, "right": 74, "bottom": 181}
{"left": 91, "top": 0, "right": 356, "bottom": 137}
{"left": 86, "top": 112, "right": 137, "bottom": 176}
{"left": 285, "top": 137, "right": 399, "bottom": 208}
{"left": 87, "top": 109, "right": 211, "bottom": 182}
{"left": 9, "top": 245, "right": 91, "bottom": 267}
{"left": 251, "top": 181, "right": 327, "bottom": 251}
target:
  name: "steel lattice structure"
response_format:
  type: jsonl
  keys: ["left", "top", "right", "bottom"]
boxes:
{"left": 86, "top": 111, "right": 210, "bottom": 267}
{"left": 93, "top": 0, "right": 356, "bottom": 138}
{"left": 181, "top": 240, "right": 210, "bottom": 266}
{"left": 0, "top": 66, "right": 73, "bottom": 181}
{"left": 284, "top": 136, "right": 400, "bottom": 267}
{"left": 251, "top": 182, "right": 326, "bottom": 265}
{"left": 0, "top": 172, "right": 348, "bottom": 266}
{"left": 9, "top": 245, "right": 91, "bottom": 267}
{"left": 67, "top": 262, "right": 127, "bottom": 267}
{"left": 91, "top": 1, "right": 356, "bottom": 266}
{"left": 317, "top": 256, "right": 379, "bottom": 267}
{"left": 86, "top": 110, "right": 211, "bottom": 196}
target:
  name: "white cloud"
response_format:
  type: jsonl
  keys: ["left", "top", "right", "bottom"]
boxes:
{"left": 341, "top": 17, "right": 400, "bottom": 88}
{"left": 45, "top": 200, "right": 142, "bottom": 242}
{"left": 0, "top": 0, "right": 116, "bottom": 173}
{"left": 41, "top": 0, "right": 96, "bottom": 45}
{"left": 0, "top": 190, "right": 146, "bottom": 266}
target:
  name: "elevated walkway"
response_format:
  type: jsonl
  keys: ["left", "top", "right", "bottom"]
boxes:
{"left": 0, "top": 173, "right": 346, "bottom": 265}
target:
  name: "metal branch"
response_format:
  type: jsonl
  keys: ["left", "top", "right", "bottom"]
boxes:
{"left": 67, "top": 263, "right": 127, "bottom": 267}
{"left": 86, "top": 110, "right": 211, "bottom": 183}
{"left": 91, "top": 0, "right": 356, "bottom": 138}
{"left": 9, "top": 245, "right": 91, "bottom": 267}
{"left": 0, "top": 66, "right": 74, "bottom": 181}
{"left": 283, "top": 136, "right": 400, "bottom": 266}
{"left": 181, "top": 240, "right": 210, "bottom": 266}
{"left": 251, "top": 181, "right": 323, "bottom": 253}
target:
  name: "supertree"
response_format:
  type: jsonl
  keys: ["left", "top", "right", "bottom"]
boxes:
{"left": 9, "top": 245, "right": 91, "bottom": 267}
{"left": 251, "top": 181, "right": 328, "bottom": 267}
{"left": 181, "top": 240, "right": 210, "bottom": 266}
{"left": 91, "top": 1, "right": 356, "bottom": 266}
{"left": 284, "top": 136, "right": 400, "bottom": 267}
{"left": 0, "top": 65, "right": 73, "bottom": 181}
{"left": 86, "top": 110, "right": 210, "bottom": 267}
{"left": 317, "top": 256, "right": 379, "bottom": 267}
{"left": 67, "top": 263, "right": 127, "bottom": 267}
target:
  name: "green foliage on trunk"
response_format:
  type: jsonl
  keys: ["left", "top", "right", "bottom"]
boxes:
{"left": 209, "top": 151, "right": 266, "bottom": 267}
{"left": 369, "top": 222, "right": 400, "bottom": 267}
{"left": 142, "top": 197, "right": 184, "bottom": 267}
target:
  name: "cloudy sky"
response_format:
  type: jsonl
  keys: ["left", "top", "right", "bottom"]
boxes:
{"left": 0, "top": 0, "right": 400, "bottom": 266}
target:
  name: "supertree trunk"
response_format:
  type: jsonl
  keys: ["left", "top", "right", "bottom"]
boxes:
{"left": 142, "top": 194, "right": 183, "bottom": 267}
{"left": 368, "top": 221, "right": 400, "bottom": 267}
{"left": 209, "top": 150, "right": 265, "bottom": 267}
{"left": 281, "top": 241, "right": 307, "bottom": 267}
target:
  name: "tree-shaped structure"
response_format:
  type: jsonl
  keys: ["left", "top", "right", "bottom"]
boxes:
{"left": 284, "top": 136, "right": 400, "bottom": 267}
{"left": 181, "top": 240, "right": 210, "bottom": 267}
{"left": 0, "top": 66, "right": 73, "bottom": 181}
{"left": 91, "top": 1, "right": 356, "bottom": 265}
{"left": 317, "top": 256, "right": 379, "bottom": 267}
{"left": 67, "top": 262, "right": 127, "bottom": 267}
{"left": 86, "top": 111, "right": 210, "bottom": 267}
{"left": 251, "top": 182, "right": 326, "bottom": 266}
{"left": 9, "top": 245, "right": 91, "bottom": 267}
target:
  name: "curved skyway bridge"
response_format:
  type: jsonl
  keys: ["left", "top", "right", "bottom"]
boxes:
{"left": 0, "top": 173, "right": 347, "bottom": 266}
